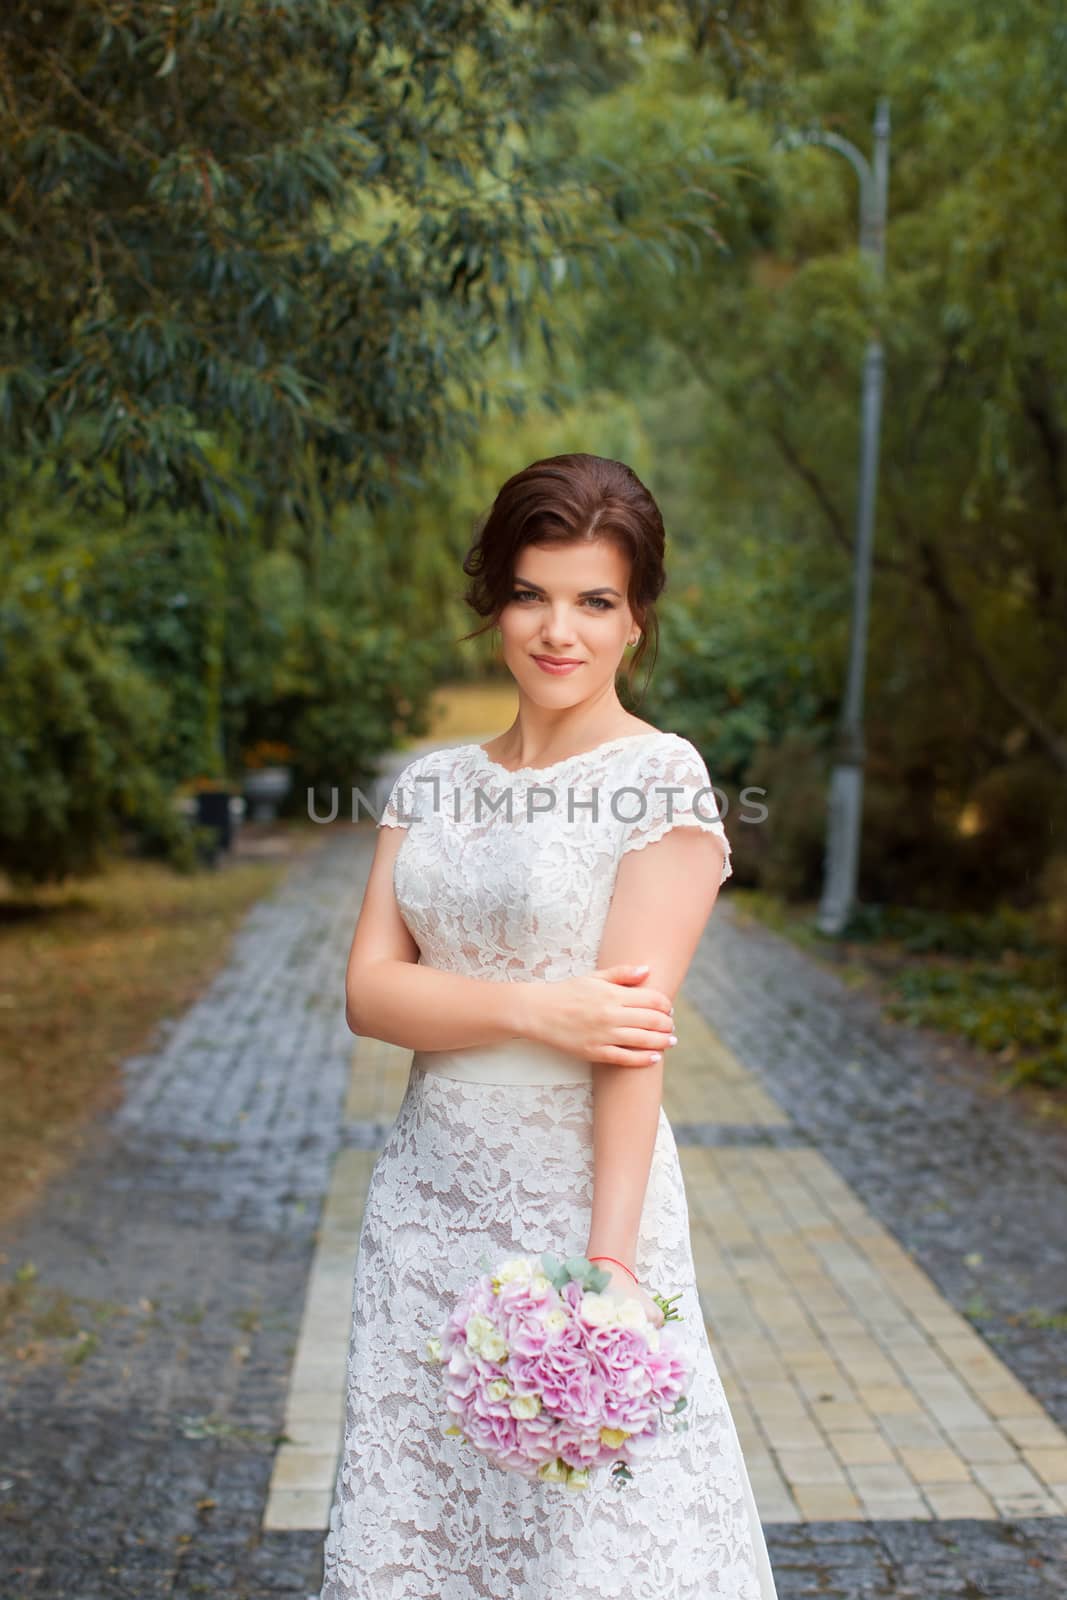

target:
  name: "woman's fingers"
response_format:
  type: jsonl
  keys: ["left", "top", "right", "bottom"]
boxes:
{"left": 613, "top": 1008, "right": 676, "bottom": 1040}
{"left": 591, "top": 1043, "right": 673, "bottom": 1068}
{"left": 596, "top": 969, "right": 673, "bottom": 1015}
{"left": 620, "top": 986, "right": 673, "bottom": 1017}
{"left": 610, "top": 1026, "right": 678, "bottom": 1054}
{"left": 596, "top": 963, "right": 651, "bottom": 984}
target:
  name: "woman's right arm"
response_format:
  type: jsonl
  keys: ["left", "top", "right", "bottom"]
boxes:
{"left": 345, "top": 824, "right": 675, "bottom": 1061}
{"left": 345, "top": 822, "right": 525, "bottom": 1047}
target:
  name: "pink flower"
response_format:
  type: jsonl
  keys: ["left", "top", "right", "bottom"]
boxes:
{"left": 432, "top": 1254, "right": 691, "bottom": 1487}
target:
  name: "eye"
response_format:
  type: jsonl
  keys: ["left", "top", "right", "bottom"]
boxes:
{"left": 510, "top": 589, "right": 614, "bottom": 611}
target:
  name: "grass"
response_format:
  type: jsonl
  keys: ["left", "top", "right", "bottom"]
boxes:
{"left": 731, "top": 894, "right": 1067, "bottom": 1108}
{"left": 0, "top": 1260, "right": 127, "bottom": 1369}
{"left": 420, "top": 679, "right": 517, "bottom": 743}
{"left": 0, "top": 822, "right": 323, "bottom": 1229}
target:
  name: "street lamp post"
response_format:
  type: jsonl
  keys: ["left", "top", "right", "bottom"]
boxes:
{"left": 774, "top": 99, "right": 891, "bottom": 935}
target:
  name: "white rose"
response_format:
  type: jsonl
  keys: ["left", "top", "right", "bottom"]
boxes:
{"left": 542, "top": 1308, "right": 568, "bottom": 1333}
{"left": 613, "top": 1298, "right": 648, "bottom": 1329}
{"left": 465, "top": 1312, "right": 494, "bottom": 1353}
{"left": 487, "top": 1378, "right": 511, "bottom": 1401}
{"left": 579, "top": 1292, "right": 615, "bottom": 1325}
{"left": 495, "top": 1257, "right": 534, "bottom": 1284}
{"left": 424, "top": 1336, "right": 443, "bottom": 1362}
{"left": 480, "top": 1329, "right": 509, "bottom": 1361}
{"left": 509, "top": 1392, "right": 541, "bottom": 1419}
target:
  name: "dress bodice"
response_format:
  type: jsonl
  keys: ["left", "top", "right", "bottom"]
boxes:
{"left": 377, "top": 729, "right": 732, "bottom": 991}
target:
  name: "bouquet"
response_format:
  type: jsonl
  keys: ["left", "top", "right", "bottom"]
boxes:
{"left": 424, "top": 1252, "right": 690, "bottom": 1490}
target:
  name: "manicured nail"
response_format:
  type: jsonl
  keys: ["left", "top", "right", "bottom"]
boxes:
{"left": 667, "top": 1034, "right": 678, "bottom": 1046}
{"left": 650, "top": 1051, "right": 662, "bottom": 1061}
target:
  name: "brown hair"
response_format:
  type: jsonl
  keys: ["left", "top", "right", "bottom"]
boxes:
{"left": 459, "top": 452, "right": 667, "bottom": 702}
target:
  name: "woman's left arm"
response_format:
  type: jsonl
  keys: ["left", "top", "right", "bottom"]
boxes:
{"left": 584, "top": 826, "right": 727, "bottom": 1279}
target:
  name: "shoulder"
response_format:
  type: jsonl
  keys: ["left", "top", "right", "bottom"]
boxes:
{"left": 624, "top": 729, "right": 710, "bottom": 784}
{"left": 617, "top": 732, "right": 732, "bottom": 882}
{"left": 377, "top": 744, "right": 449, "bottom": 828}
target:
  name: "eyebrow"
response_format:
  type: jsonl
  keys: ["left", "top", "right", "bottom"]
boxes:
{"left": 512, "top": 577, "right": 622, "bottom": 598}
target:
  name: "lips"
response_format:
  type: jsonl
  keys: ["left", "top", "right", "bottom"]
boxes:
{"left": 532, "top": 654, "right": 584, "bottom": 676}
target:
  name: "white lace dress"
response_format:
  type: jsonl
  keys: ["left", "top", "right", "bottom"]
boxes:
{"left": 318, "top": 731, "right": 778, "bottom": 1600}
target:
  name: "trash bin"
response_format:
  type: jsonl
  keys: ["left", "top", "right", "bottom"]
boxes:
{"left": 196, "top": 789, "right": 233, "bottom": 855}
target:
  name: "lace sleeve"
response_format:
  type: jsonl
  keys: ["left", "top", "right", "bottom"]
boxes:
{"left": 618, "top": 736, "right": 732, "bottom": 886}
{"left": 377, "top": 750, "right": 430, "bottom": 829}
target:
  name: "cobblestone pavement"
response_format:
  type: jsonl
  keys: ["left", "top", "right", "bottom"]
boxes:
{"left": 1, "top": 823, "right": 358, "bottom": 1600}
{"left": 2, "top": 781, "right": 1066, "bottom": 1598}
{"left": 690, "top": 904, "right": 1067, "bottom": 1430}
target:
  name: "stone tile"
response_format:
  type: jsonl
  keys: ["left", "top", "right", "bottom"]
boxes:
{"left": 792, "top": 1483, "right": 863, "bottom": 1520}
{"left": 878, "top": 1413, "right": 948, "bottom": 1451}
{"left": 284, "top": 1389, "right": 345, "bottom": 1423}
{"left": 857, "top": 1496, "right": 932, "bottom": 1521}
{"left": 809, "top": 1398, "right": 875, "bottom": 1432}
{"left": 749, "top": 1486, "right": 802, "bottom": 1525}
{"left": 774, "top": 1448, "right": 848, "bottom": 1487}
{"left": 1002, "top": 1415, "right": 1067, "bottom": 1450}
{"left": 270, "top": 1446, "right": 339, "bottom": 1490}
{"left": 921, "top": 1483, "right": 996, "bottom": 1518}
{"left": 973, "top": 1384, "right": 1051, "bottom": 1420}
{"left": 1023, "top": 1447, "right": 1067, "bottom": 1488}
{"left": 847, "top": 1463, "right": 923, "bottom": 1501}
{"left": 760, "top": 1420, "right": 827, "bottom": 1455}
{"left": 262, "top": 1486, "right": 333, "bottom": 1531}
{"left": 279, "top": 1417, "right": 345, "bottom": 1456}
{"left": 289, "top": 1356, "right": 348, "bottom": 1393}
{"left": 830, "top": 1431, "right": 898, "bottom": 1467}
{"left": 970, "top": 1459, "right": 1059, "bottom": 1514}
{"left": 862, "top": 1384, "right": 924, "bottom": 1417}
{"left": 922, "top": 1395, "right": 995, "bottom": 1433}
{"left": 952, "top": 1427, "right": 1023, "bottom": 1465}
{"left": 896, "top": 1446, "right": 971, "bottom": 1485}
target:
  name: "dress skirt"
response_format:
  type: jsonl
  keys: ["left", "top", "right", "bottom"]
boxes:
{"left": 318, "top": 1046, "right": 778, "bottom": 1600}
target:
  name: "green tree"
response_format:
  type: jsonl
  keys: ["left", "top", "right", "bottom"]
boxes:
{"left": 525, "top": 3, "right": 1066, "bottom": 900}
{"left": 0, "top": 0, "right": 798, "bottom": 529}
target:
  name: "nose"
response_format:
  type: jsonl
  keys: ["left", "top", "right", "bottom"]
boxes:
{"left": 540, "top": 605, "right": 579, "bottom": 647}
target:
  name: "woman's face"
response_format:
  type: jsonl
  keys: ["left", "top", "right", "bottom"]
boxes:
{"left": 496, "top": 538, "right": 637, "bottom": 705}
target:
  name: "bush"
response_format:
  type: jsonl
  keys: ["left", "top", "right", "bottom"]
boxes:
{"left": 1036, "top": 854, "right": 1067, "bottom": 981}
{"left": 736, "top": 731, "right": 829, "bottom": 899}
{"left": 958, "top": 759, "right": 1067, "bottom": 906}
{"left": 0, "top": 596, "right": 194, "bottom": 887}
{"left": 227, "top": 547, "right": 443, "bottom": 812}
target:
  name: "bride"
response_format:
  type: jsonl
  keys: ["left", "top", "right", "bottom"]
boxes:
{"left": 318, "top": 452, "right": 778, "bottom": 1598}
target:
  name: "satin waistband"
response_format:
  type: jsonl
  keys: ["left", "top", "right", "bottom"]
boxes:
{"left": 413, "top": 1039, "right": 593, "bottom": 1086}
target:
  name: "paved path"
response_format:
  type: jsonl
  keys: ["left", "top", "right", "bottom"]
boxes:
{"left": 271, "top": 1016, "right": 1067, "bottom": 1533}
{"left": 2, "top": 759, "right": 1066, "bottom": 1598}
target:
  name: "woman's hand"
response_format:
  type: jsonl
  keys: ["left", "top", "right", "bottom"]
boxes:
{"left": 591, "top": 1260, "right": 666, "bottom": 1328}
{"left": 518, "top": 964, "right": 676, "bottom": 1068}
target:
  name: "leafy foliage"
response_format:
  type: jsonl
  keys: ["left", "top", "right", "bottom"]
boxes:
{"left": 0, "top": 0, "right": 795, "bottom": 527}
{"left": 524, "top": 3, "right": 1066, "bottom": 905}
{"left": 0, "top": 526, "right": 192, "bottom": 885}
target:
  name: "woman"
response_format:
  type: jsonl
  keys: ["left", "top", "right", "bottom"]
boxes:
{"left": 319, "top": 453, "right": 778, "bottom": 1598}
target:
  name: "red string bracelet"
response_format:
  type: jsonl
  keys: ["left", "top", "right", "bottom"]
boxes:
{"left": 588, "top": 1254, "right": 639, "bottom": 1285}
